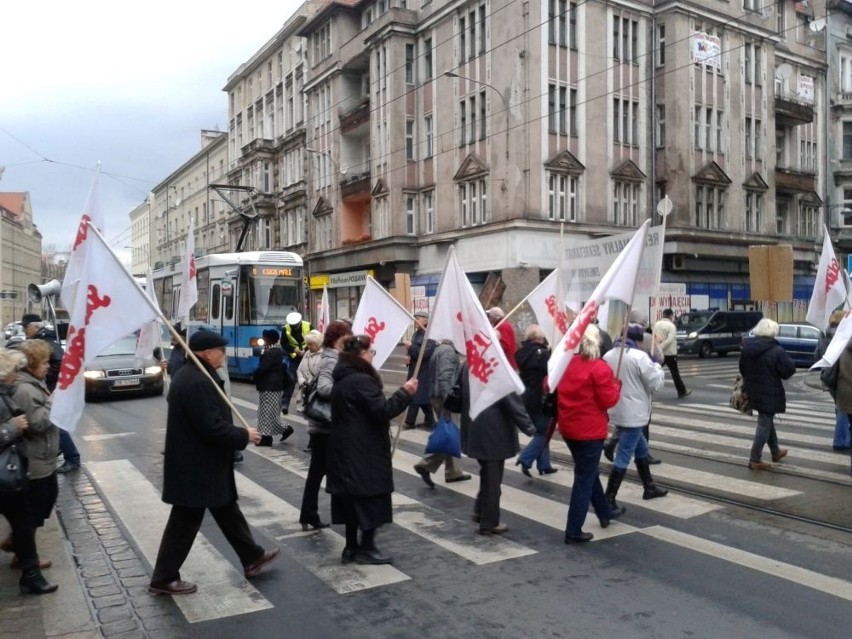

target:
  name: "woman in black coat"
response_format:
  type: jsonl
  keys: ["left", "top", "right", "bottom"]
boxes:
{"left": 327, "top": 335, "right": 417, "bottom": 565}
{"left": 254, "top": 329, "right": 293, "bottom": 446}
{"left": 739, "top": 318, "right": 796, "bottom": 470}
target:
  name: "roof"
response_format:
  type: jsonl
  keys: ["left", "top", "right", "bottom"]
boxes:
{"left": 0, "top": 192, "right": 27, "bottom": 218}
{"left": 298, "top": 0, "right": 362, "bottom": 36}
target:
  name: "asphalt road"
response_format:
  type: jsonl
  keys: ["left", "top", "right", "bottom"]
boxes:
{"left": 44, "top": 352, "right": 851, "bottom": 638}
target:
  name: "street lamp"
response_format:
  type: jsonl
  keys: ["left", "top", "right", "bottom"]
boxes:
{"left": 443, "top": 70, "right": 510, "bottom": 161}
{"left": 305, "top": 147, "right": 347, "bottom": 185}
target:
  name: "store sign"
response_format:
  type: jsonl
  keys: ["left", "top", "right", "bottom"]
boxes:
{"left": 329, "top": 270, "right": 369, "bottom": 288}
{"left": 798, "top": 75, "right": 814, "bottom": 103}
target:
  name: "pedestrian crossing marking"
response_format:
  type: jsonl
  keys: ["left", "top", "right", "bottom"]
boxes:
{"left": 640, "top": 526, "right": 852, "bottom": 604}
{"left": 81, "top": 433, "right": 136, "bottom": 441}
{"left": 663, "top": 402, "right": 834, "bottom": 428}
{"left": 232, "top": 472, "right": 410, "bottom": 594}
{"left": 397, "top": 430, "right": 722, "bottom": 519}
{"left": 87, "top": 460, "right": 273, "bottom": 623}
{"left": 246, "top": 446, "right": 538, "bottom": 566}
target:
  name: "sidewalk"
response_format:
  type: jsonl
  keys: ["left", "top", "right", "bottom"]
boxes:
{"left": 0, "top": 471, "right": 185, "bottom": 639}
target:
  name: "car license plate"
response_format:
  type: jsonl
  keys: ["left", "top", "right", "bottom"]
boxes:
{"left": 113, "top": 378, "right": 140, "bottom": 387}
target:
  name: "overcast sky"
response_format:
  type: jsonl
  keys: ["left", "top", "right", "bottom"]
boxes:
{"left": 1, "top": 1, "right": 303, "bottom": 258}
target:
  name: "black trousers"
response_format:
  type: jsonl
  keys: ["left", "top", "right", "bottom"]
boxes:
{"left": 150, "top": 501, "right": 264, "bottom": 585}
{"left": 663, "top": 355, "right": 687, "bottom": 396}
{"left": 0, "top": 492, "right": 39, "bottom": 571}
{"left": 299, "top": 432, "right": 328, "bottom": 523}
{"left": 473, "top": 459, "right": 505, "bottom": 531}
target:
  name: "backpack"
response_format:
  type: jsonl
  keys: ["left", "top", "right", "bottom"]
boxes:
{"left": 820, "top": 360, "right": 840, "bottom": 399}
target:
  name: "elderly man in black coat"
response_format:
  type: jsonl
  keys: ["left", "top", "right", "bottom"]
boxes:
{"left": 148, "top": 330, "right": 281, "bottom": 596}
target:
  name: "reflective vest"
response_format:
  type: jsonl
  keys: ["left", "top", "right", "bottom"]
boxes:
{"left": 283, "top": 320, "right": 311, "bottom": 359}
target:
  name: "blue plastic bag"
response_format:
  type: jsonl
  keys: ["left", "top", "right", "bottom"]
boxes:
{"left": 424, "top": 417, "right": 461, "bottom": 457}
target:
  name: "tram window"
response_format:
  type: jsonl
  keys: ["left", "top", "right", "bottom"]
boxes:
{"left": 224, "top": 285, "right": 234, "bottom": 321}
{"left": 211, "top": 284, "right": 220, "bottom": 320}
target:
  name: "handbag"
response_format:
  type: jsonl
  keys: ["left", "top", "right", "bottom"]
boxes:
{"left": 0, "top": 443, "right": 27, "bottom": 493}
{"left": 728, "top": 374, "right": 753, "bottom": 416}
{"left": 424, "top": 416, "right": 461, "bottom": 457}
{"left": 820, "top": 360, "right": 840, "bottom": 400}
{"left": 443, "top": 384, "right": 463, "bottom": 413}
{"left": 302, "top": 377, "right": 332, "bottom": 425}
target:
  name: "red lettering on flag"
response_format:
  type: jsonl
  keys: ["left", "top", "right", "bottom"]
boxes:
{"left": 364, "top": 316, "right": 386, "bottom": 340}
{"left": 57, "top": 325, "right": 86, "bottom": 390}
{"left": 189, "top": 254, "right": 197, "bottom": 279}
{"left": 825, "top": 258, "right": 840, "bottom": 294}
{"left": 562, "top": 300, "right": 599, "bottom": 352}
{"left": 85, "top": 285, "right": 111, "bottom": 323}
{"left": 545, "top": 294, "right": 569, "bottom": 334}
{"left": 465, "top": 332, "right": 498, "bottom": 383}
{"left": 72, "top": 215, "right": 92, "bottom": 250}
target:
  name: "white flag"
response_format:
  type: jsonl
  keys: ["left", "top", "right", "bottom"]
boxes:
{"left": 319, "top": 285, "right": 331, "bottom": 334}
{"left": 548, "top": 220, "right": 651, "bottom": 388}
{"left": 425, "top": 248, "right": 524, "bottom": 419}
{"left": 352, "top": 276, "right": 413, "bottom": 370}
{"left": 812, "top": 310, "right": 852, "bottom": 371}
{"left": 135, "top": 269, "right": 163, "bottom": 362}
{"left": 806, "top": 226, "right": 846, "bottom": 329}
{"left": 60, "top": 169, "right": 106, "bottom": 318}
{"left": 51, "top": 222, "right": 160, "bottom": 432}
{"left": 526, "top": 270, "right": 571, "bottom": 342}
{"left": 177, "top": 218, "right": 197, "bottom": 320}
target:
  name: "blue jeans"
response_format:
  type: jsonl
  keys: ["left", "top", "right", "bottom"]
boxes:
{"left": 59, "top": 428, "right": 80, "bottom": 466}
{"left": 612, "top": 426, "right": 648, "bottom": 471}
{"left": 750, "top": 412, "right": 780, "bottom": 462}
{"left": 833, "top": 410, "right": 851, "bottom": 449}
{"left": 563, "top": 438, "right": 611, "bottom": 536}
{"left": 518, "top": 413, "right": 554, "bottom": 471}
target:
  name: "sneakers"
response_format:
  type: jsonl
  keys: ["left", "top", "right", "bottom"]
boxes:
{"left": 748, "top": 460, "right": 772, "bottom": 470}
{"left": 771, "top": 449, "right": 788, "bottom": 463}
{"left": 56, "top": 461, "right": 80, "bottom": 474}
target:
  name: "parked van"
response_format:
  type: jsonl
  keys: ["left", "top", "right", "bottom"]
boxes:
{"left": 675, "top": 310, "right": 763, "bottom": 358}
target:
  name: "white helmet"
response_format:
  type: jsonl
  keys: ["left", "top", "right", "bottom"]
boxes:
{"left": 286, "top": 312, "right": 303, "bottom": 326}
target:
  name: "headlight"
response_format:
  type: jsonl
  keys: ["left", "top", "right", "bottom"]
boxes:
{"left": 144, "top": 366, "right": 162, "bottom": 375}
{"left": 84, "top": 370, "right": 105, "bottom": 379}
{"left": 250, "top": 337, "right": 265, "bottom": 347}
{"left": 688, "top": 331, "right": 698, "bottom": 339}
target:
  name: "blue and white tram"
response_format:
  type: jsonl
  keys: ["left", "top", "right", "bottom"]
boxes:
{"left": 151, "top": 251, "right": 304, "bottom": 377}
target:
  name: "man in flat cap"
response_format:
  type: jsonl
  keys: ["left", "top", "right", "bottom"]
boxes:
{"left": 148, "top": 330, "right": 280, "bottom": 595}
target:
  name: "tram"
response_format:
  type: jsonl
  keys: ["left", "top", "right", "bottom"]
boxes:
{"left": 151, "top": 251, "right": 304, "bottom": 377}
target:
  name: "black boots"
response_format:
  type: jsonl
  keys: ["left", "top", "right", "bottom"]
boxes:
{"left": 600, "top": 468, "right": 627, "bottom": 528}
{"left": 605, "top": 467, "right": 627, "bottom": 510}
{"left": 20, "top": 569, "right": 58, "bottom": 595}
{"left": 635, "top": 458, "right": 668, "bottom": 500}
{"left": 279, "top": 425, "right": 295, "bottom": 443}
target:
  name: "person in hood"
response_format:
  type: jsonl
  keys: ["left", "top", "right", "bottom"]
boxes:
{"left": 739, "top": 318, "right": 796, "bottom": 470}
{"left": 327, "top": 335, "right": 417, "bottom": 565}
{"left": 514, "top": 325, "right": 557, "bottom": 477}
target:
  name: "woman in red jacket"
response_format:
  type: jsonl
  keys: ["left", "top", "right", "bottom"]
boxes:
{"left": 556, "top": 324, "right": 623, "bottom": 543}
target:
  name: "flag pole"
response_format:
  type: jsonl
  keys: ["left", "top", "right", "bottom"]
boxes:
{"left": 391, "top": 321, "right": 428, "bottom": 457}
{"left": 614, "top": 221, "right": 653, "bottom": 378}
{"left": 88, "top": 223, "right": 253, "bottom": 431}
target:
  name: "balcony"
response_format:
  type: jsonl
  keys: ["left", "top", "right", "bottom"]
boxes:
{"left": 341, "top": 170, "right": 372, "bottom": 201}
{"left": 240, "top": 138, "right": 277, "bottom": 159}
{"left": 774, "top": 167, "right": 816, "bottom": 193}
{"left": 339, "top": 97, "right": 370, "bottom": 134}
{"left": 774, "top": 95, "right": 814, "bottom": 126}
{"left": 280, "top": 179, "right": 307, "bottom": 204}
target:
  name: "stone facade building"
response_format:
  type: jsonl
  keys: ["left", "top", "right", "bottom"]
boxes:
{"left": 0, "top": 193, "right": 43, "bottom": 325}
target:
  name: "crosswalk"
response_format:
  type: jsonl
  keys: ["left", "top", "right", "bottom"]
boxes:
{"left": 80, "top": 360, "right": 852, "bottom": 624}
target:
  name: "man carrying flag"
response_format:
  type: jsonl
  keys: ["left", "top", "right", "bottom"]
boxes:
{"left": 807, "top": 226, "right": 847, "bottom": 331}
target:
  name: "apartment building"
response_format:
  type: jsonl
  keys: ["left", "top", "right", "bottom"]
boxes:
{"left": 828, "top": 0, "right": 852, "bottom": 263}
{"left": 141, "top": 0, "right": 843, "bottom": 323}
{"left": 0, "top": 193, "right": 43, "bottom": 325}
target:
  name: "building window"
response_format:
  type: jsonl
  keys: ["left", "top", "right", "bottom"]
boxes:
{"left": 612, "top": 181, "right": 640, "bottom": 226}
{"left": 469, "top": 9, "right": 476, "bottom": 59}
{"left": 776, "top": 0, "right": 785, "bottom": 34}
{"left": 613, "top": 99, "right": 638, "bottom": 146}
{"left": 755, "top": 118, "right": 762, "bottom": 158}
{"left": 694, "top": 106, "right": 701, "bottom": 149}
{"left": 559, "top": 87, "right": 568, "bottom": 135}
{"left": 459, "top": 179, "right": 488, "bottom": 226}
{"left": 745, "top": 118, "right": 753, "bottom": 158}
{"left": 460, "top": 16, "right": 466, "bottom": 63}
{"left": 406, "top": 196, "right": 417, "bottom": 235}
{"left": 613, "top": 16, "right": 620, "bottom": 60}
{"left": 745, "top": 192, "right": 763, "bottom": 232}
{"left": 655, "top": 104, "right": 665, "bottom": 148}
{"left": 558, "top": 0, "right": 567, "bottom": 46}
{"left": 469, "top": 95, "right": 477, "bottom": 143}
{"left": 460, "top": 100, "right": 467, "bottom": 146}
{"left": 754, "top": 45, "right": 762, "bottom": 86}
{"left": 798, "top": 205, "right": 818, "bottom": 238}
{"left": 479, "top": 5, "right": 487, "bottom": 54}
{"left": 694, "top": 184, "right": 724, "bottom": 229}
{"left": 479, "top": 91, "right": 487, "bottom": 140}
{"left": 744, "top": 43, "right": 752, "bottom": 85}
{"left": 549, "top": 86, "right": 557, "bottom": 133}
{"left": 424, "top": 115, "right": 434, "bottom": 158}
{"left": 547, "top": 172, "right": 579, "bottom": 222}
{"left": 406, "top": 120, "right": 415, "bottom": 160}
{"left": 424, "top": 38, "right": 433, "bottom": 79}
{"left": 424, "top": 191, "right": 435, "bottom": 234}
{"left": 844, "top": 123, "right": 852, "bottom": 159}
{"left": 569, "top": 88, "right": 578, "bottom": 136}
{"left": 548, "top": 0, "right": 556, "bottom": 44}
{"left": 656, "top": 24, "right": 665, "bottom": 67}
{"left": 405, "top": 44, "right": 415, "bottom": 84}
{"left": 569, "top": 3, "right": 577, "bottom": 49}
{"left": 313, "top": 22, "right": 332, "bottom": 63}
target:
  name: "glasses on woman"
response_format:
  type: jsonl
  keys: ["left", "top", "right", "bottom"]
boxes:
{"left": 369, "top": 349, "right": 376, "bottom": 355}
